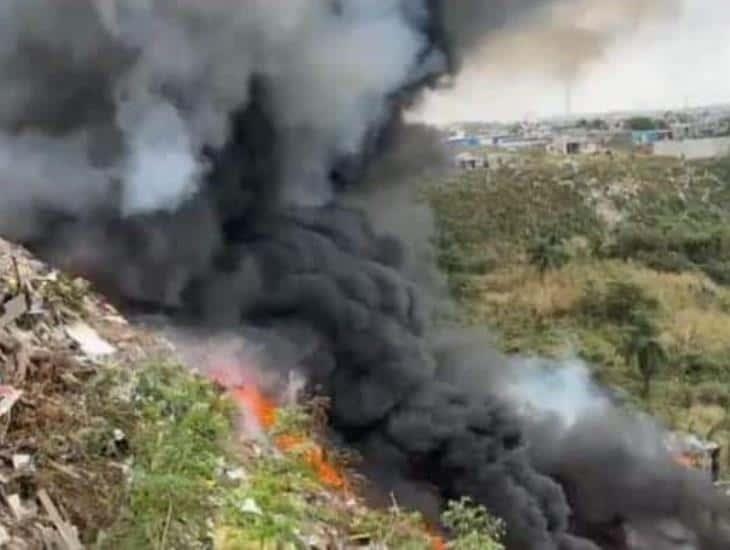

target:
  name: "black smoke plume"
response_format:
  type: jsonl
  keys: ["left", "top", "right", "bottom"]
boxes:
{"left": 0, "top": 2, "right": 728, "bottom": 549}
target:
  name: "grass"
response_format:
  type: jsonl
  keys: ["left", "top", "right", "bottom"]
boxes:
{"left": 97, "top": 363, "right": 232, "bottom": 549}
{"left": 427, "top": 153, "right": 730, "bottom": 474}
{"left": 471, "top": 258, "right": 730, "bottom": 441}
{"left": 96, "top": 363, "right": 443, "bottom": 549}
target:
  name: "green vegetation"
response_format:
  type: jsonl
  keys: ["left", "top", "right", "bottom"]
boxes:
{"left": 442, "top": 498, "right": 504, "bottom": 550}
{"left": 625, "top": 116, "right": 666, "bottom": 131}
{"left": 577, "top": 118, "right": 609, "bottom": 131}
{"left": 428, "top": 153, "right": 730, "bottom": 471}
{"left": 98, "top": 363, "right": 233, "bottom": 549}
{"left": 527, "top": 232, "right": 570, "bottom": 277}
{"left": 97, "top": 363, "right": 452, "bottom": 549}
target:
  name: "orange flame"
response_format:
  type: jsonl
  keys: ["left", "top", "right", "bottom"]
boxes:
{"left": 231, "top": 385, "right": 277, "bottom": 429}
{"left": 673, "top": 453, "right": 696, "bottom": 469}
{"left": 230, "top": 382, "right": 348, "bottom": 491}
{"left": 211, "top": 365, "right": 446, "bottom": 548}
{"left": 425, "top": 525, "right": 447, "bottom": 550}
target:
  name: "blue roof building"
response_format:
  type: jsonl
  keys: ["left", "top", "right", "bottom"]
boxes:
{"left": 631, "top": 129, "right": 673, "bottom": 146}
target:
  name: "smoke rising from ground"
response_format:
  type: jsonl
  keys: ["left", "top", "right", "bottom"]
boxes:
{"left": 0, "top": 2, "right": 728, "bottom": 549}
{"left": 413, "top": 0, "right": 682, "bottom": 124}
{"left": 450, "top": 0, "right": 680, "bottom": 83}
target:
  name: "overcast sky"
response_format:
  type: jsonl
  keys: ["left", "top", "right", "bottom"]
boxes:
{"left": 413, "top": 0, "right": 730, "bottom": 124}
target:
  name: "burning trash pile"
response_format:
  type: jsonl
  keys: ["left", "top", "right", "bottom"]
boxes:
{"left": 199, "top": 341, "right": 351, "bottom": 493}
{"left": 0, "top": 1, "right": 730, "bottom": 549}
{"left": 665, "top": 432, "right": 721, "bottom": 482}
{"left": 160, "top": 329, "right": 454, "bottom": 548}
{"left": 0, "top": 239, "right": 450, "bottom": 549}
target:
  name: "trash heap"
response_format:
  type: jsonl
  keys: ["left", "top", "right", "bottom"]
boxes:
{"left": 0, "top": 239, "right": 448, "bottom": 549}
{"left": 0, "top": 238, "right": 168, "bottom": 549}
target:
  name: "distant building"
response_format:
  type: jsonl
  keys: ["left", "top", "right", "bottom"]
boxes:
{"left": 445, "top": 136, "right": 481, "bottom": 148}
{"left": 631, "top": 129, "right": 673, "bottom": 146}
{"left": 454, "top": 151, "right": 488, "bottom": 170}
{"left": 670, "top": 123, "right": 695, "bottom": 140}
{"left": 605, "top": 131, "right": 635, "bottom": 153}
{"left": 491, "top": 135, "right": 549, "bottom": 151}
{"left": 550, "top": 134, "right": 607, "bottom": 155}
{"left": 653, "top": 136, "right": 730, "bottom": 160}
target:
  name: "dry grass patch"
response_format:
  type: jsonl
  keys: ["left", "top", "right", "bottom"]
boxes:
{"left": 677, "top": 404, "right": 727, "bottom": 439}
{"left": 628, "top": 268, "right": 723, "bottom": 311}
{"left": 475, "top": 261, "right": 647, "bottom": 321}
{"left": 474, "top": 263, "right": 583, "bottom": 320}
{"left": 476, "top": 259, "right": 730, "bottom": 328}
{"left": 664, "top": 308, "right": 730, "bottom": 358}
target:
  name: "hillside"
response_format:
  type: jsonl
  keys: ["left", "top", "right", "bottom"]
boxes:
{"left": 4, "top": 149, "right": 728, "bottom": 547}
{"left": 428, "top": 152, "right": 730, "bottom": 471}
{"left": 0, "top": 239, "right": 503, "bottom": 549}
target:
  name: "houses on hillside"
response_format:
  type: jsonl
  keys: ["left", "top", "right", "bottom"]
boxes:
{"left": 443, "top": 106, "right": 730, "bottom": 169}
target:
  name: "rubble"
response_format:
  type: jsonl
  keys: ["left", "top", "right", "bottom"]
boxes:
{"left": 0, "top": 296, "right": 27, "bottom": 330}
{"left": 0, "top": 238, "right": 175, "bottom": 548}
{"left": 38, "top": 490, "right": 83, "bottom": 550}
{"left": 65, "top": 322, "right": 116, "bottom": 358}
{"left": 0, "top": 237, "right": 449, "bottom": 549}
{"left": 0, "top": 387, "right": 21, "bottom": 418}
{"left": 239, "top": 498, "right": 262, "bottom": 516}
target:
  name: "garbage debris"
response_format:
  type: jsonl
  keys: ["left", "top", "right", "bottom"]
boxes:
{"left": 224, "top": 467, "right": 247, "bottom": 483}
{"left": 38, "top": 490, "right": 83, "bottom": 550}
{"left": 5, "top": 494, "right": 32, "bottom": 521}
{"left": 0, "top": 386, "right": 21, "bottom": 417}
{"left": 0, "top": 295, "right": 27, "bottom": 329}
{"left": 665, "top": 431, "right": 721, "bottom": 481}
{"left": 0, "top": 237, "right": 174, "bottom": 547}
{"left": 240, "top": 498, "right": 262, "bottom": 516}
{"left": 65, "top": 322, "right": 116, "bottom": 358}
{"left": 11, "top": 454, "right": 31, "bottom": 471}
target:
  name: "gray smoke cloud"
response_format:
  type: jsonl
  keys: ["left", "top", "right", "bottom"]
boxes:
{"left": 1, "top": 2, "right": 729, "bottom": 550}
{"left": 460, "top": 0, "right": 681, "bottom": 83}
{"left": 0, "top": 0, "right": 446, "bottom": 237}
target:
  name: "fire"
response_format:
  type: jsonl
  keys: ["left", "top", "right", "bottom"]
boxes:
{"left": 211, "top": 364, "right": 447, "bottom": 548}
{"left": 426, "top": 526, "right": 448, "bottom": 550}
{"left": 231, "top": 385, "right": 277, "bottom": 430}
{"left": 673, "top": 453, "right": 697, "bottom": 469}
{"left": 228, "top": 379, "right": 348, "bottom": 491}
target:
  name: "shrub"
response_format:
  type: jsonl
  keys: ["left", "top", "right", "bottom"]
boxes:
{"left": 579, "top": 279, "right": 659, "bottom": 325}
{"left": 674, "top": 352, "right": 728, "bottom": 383}
{"left": 442, "top": 498, "right": 504, "bottom": 550}
{"left": 693, "top": 381, "right": 730, "bottom": 408}
{"left": 607, "top": 216, "right": 730, "bottom": 285}
{"left": 610, "top": 225, "right": 668, "bottom": 260}
{"left": 634, "top": 250, "right": 693, "bottom": 273}
{"left": 527, "top": 233, "right": 570, "bottom": 276}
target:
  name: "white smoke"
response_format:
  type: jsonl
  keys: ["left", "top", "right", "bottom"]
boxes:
{"left": 506, "top": 358, "right": 612, "bottom": 428}
{"left": 507, "top": 358, "right": 675, "bottom": 464}
{"left": 0, "top": 0, "right": 445, "bottom": 228}
{"left": 116, "top": 98, "right": 201, "bottom": 216}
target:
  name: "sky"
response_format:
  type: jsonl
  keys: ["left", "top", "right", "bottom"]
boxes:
{"left": 413, "top": 0, "right": 730, "bottom": 124}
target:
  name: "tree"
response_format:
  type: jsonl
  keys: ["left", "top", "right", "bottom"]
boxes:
{"left": 528, "top": 233, "right": 570, "bottom": 277}
{"left": 623, "top": 312, "right": 667, "bottom": 400}
{"left": 626, "top": 117, "right": 658, "bottom": 131}
{"left": 588, "top": 118, "right": 608, "bottom": 131}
